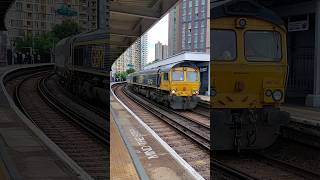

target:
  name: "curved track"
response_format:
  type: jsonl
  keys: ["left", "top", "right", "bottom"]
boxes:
{"left": 112, "top": 83, "right": 260, "bottom": 180}
{"left": 114, "top": 83, "right": 320, "bottom": 180}
{"left": 6, "top": 70, "right": 108, "bottom": 180}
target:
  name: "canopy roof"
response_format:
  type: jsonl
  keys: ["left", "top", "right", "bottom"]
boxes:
{"left": 110, "top": 0, "right": 179, "bottom": 63}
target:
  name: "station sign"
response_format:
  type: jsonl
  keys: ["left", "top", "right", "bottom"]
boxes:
{"left": 288, "top": 16, "right": 309, "bottom": 32}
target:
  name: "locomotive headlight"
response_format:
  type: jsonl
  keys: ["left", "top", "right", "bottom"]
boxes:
{"left": 272, "top": 90, "right": 283, "bottom": 101}
{"left": 265, "top": 89, "right": 272, "bottom": 97}
{"left": 193, "top": 90, "right": 199, "bottom": 94}
{"left": 236, "top": 18, "right": 247, "bottom": 28}
{"left": 239, "top": 19, "right": 247, "bottom": 27}
{"left": 171, "top": 90, "right": 176, "bottom": 94}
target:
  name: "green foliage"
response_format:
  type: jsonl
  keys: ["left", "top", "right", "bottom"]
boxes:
{"left": 15, "top": 33, "right": 55, "bottom": 55}
{"left": 115, "top": 71, "right": 128, "bottom": 81}
{"left": 126, "top": 68, "right": 135, "bottom": 74}
{"left": 52, "top": 20, "right": 81, "bottom": 40}
{"left": 15, "top": 20, "right": 81, "bottom": 57}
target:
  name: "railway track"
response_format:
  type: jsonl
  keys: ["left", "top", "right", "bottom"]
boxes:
{"left": 215, "top": 150, "right": 320, "bottom": 180}
{"left": 114, "top": 83, "right": 320, "bottom": 179}
{"left": 112, "top": 83, "right": 260, "bottom": 180}
{"left": 113, "top": 83, "right": 210, "bottom": 179}
{"left": 5, "top": 70, "right": 108, "bottom": 180}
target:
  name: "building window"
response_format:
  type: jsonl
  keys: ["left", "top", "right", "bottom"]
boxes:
{"left": 195, "top": 6, "right": 199, "bottom": 18}
{"left": 17, "top": 12, "right": 22, "bottom": 19}
{"left": 195, "top": 0, "right": 199, "bottom": 6}
{"left": 34, "top": 4, "right": 39, "bottom": 12}
{"left": 189, "top": 0, "right": 193, "bottom": 8}
{"left": 194, "top": 29, "right": 198, "bottom": 48}
{"left": 16, "top": 2, "right": 22, "bottom": 10}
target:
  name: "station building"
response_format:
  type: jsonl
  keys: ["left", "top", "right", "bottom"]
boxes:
{"left": 144, "top": 52, "right": 210, "bottom": 95}
{"left": 254, "top": 0, "right": 320, "bottom": 107}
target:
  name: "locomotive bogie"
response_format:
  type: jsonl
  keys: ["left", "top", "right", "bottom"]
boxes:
{"left": 212, "top": 108, "right": 289, "bottom": 151}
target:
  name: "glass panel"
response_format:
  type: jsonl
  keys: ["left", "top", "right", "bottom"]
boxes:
{"left": 211, "top": 29, "right": 236, "bottom": 61}
{"left": 187, "top": 71, "right": 198, "bottom": 81}
{"left": 172, "top": 71, "right": 184, "bottom": 81}
{"left": 163, "top": 73, "right": 169, "bottom": 81}
{"left": 245, "top": 31, "right": 281, "bottom": 61}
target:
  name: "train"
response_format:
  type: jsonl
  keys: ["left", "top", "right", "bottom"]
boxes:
{"left": 211, "top": 0, "right": 290, "bottom": 151}
{"left": 54, "top": 29, "right": 108, "bottom": 104}
{"left": 127, "top": 61, "right": 201, "bottom": 110}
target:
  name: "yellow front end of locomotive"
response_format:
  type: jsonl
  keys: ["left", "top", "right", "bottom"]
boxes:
{"left": 211, "top": 17, "right": 288, "bottom": 109}
{"left": 160, "top": 67, "right": 201, "bottom": 97}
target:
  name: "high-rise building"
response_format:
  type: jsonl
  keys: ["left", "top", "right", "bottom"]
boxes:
{"left": 5, "top": 0, "right": 98, "bottom": 43}
{"left": 132, "top": 40, "right": 141, "bottom": 71}
{"left": 162, "top": 45, "right": 168, "bottom": 60}
{"left": 155, "top": 41, "right": 168, "bottom": 61}
{"left": 113, "top": 37, "right": 144, "bottom": 73}
{"left": 155, "top": 41, "right": 163, "bottom": 60}
{"left": 168, "top": 0, "right": 210, "bottom": 55}
{"left": 168, "top": 5, "right": 180, "bottom": 56}
{"left": 140, "top": 33, "right": 148, "bottom": 70}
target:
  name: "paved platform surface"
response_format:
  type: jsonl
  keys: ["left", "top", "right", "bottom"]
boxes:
{"left": 110, "top": 114, "right": 139, "bottom": 180}
{"left": 111, "top": 86, "right": 200, "bottom": 180}
{"left": 282, "top": 105, "right": 320, "bottom": 126}
{"left": 199, "top": 95, "right": 209, "bottom": 102}
{"left": 0, "top": 64, "right": 79, "bottom": 179}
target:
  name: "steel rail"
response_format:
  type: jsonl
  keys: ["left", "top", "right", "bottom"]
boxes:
{"left": 38, "top": 74, "right": 108, "bottom": 145}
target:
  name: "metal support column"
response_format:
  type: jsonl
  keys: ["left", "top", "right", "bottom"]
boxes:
{"left": 306, "top": 0, "right": 320, "bottom": 107}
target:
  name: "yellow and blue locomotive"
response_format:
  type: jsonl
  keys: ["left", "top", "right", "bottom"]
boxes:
{"left": 211, "top": 0, "right": 290, "bottom": 151}
{"left": 127, "top": 62, "right": 201, "bottom": 110}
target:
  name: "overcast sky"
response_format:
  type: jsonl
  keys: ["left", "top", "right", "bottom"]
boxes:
{"left": 146, "top": 14, "right": 169, "bottom": 63}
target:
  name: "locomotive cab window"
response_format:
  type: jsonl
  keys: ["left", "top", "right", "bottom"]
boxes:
{"left": 245, "top": 31, "right": 282, "bottom": 61}
{"left": 163, "top": 73, "right": 169, "bottom": 81}
{"left": 211, "top": 29, "right": 236, "bottom": 61}
{"left": 172, "top": 71, "right": 184, "bottom": 81}
{"left": 187, "top": 71, "right": 198, "bottom": 81}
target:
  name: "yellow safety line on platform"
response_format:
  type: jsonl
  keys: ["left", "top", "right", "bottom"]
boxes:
{"left": 110, "top": 115, "right": 140, "bottom": 180}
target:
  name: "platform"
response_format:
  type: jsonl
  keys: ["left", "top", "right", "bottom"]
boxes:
{"left": 0, "top": 64, "right": 84, "bottom": 179}
{"left": 199, "top": 95, "right": 209, "bottom": 102}
{"left": 282, "top": 105, "right": 320, "bottom": 127}
{"left": 110, "top": 114, "right": 139, "bottom": 180}
{"left": 110, "top": 84, "right": 203, "bottom": 180}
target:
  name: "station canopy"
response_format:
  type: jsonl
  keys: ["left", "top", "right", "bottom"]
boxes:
{"left": 0, "top": 0, "right": 14, "bottom": 30}
{"left": 110, "top": 0, "right": 179, "bottom": 63}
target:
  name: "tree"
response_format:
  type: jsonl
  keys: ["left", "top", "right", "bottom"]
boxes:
{"left": 115, "top": 71, "right": 128, "bottom": 81}
{"left": 52, "top": 20, "right": 82, "bottom": 40}
{"left": 126, "top": 68, "right": 135, "bottom": 74}
{"left": 15, "top": 33, "right": 55, "bottom": 56}
{"left": 14, "top": 20, "right": 81, "bottom": 60}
